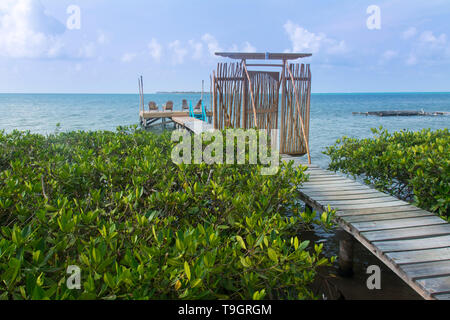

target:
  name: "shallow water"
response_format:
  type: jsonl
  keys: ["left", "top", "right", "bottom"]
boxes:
{"left": 1, "top": 92, "right": 448, "bottom": 168}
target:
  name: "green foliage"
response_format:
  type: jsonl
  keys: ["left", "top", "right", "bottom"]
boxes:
{"left": 0, "top": 126, "right": 333, "bottom": 300}
{"left": 325, "top": 127, "right": 450, "bottom": 218}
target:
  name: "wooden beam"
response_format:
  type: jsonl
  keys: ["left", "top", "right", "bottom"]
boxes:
{"left": 215, "top": 52, "right": 312, "bottom": 60}
{"left": 245, "top": 63, "right": 284, "bottom": 67}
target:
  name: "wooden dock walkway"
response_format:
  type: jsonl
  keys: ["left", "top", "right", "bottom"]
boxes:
{"left": 140, "top": 110, "right": 213, "bottom": 119}
{"left": 172, "top": 116, "right": 214, "bottom": 135}
{"left": 140, "top": 111, "right": 213, "bottom": 132}
{"left": 282, "top": 155, "right": 450, "bottom": 300}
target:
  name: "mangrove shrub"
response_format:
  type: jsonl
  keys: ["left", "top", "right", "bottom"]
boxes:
{"left": 325, "top": 127, "right": 449, "bottom": 218}
{"left": 0, "top": 127, "right": 333, "bottom": 300}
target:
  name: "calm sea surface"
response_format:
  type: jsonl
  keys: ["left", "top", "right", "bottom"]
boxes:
{"left": 0, "top": 92, "right": 449, "bottom": 168}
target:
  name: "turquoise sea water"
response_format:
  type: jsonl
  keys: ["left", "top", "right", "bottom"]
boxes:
{"left": 0, "top": 92, "right": 448, "bottom": 168}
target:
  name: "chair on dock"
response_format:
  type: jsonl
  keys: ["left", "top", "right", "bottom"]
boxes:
{"left": 182, "top": 99, "right": 189, "bottom": 110}
{"left": 148, "top": 101, "right": 158, "bottom": 111}
{"left": 164, "top": 101, "right": 174, "bottom": 111}
{"left": 189, "top": 100, "right": 207, "bottom": 121}
{"left": 194, "top": 99, "right": 202, "bottom": 111}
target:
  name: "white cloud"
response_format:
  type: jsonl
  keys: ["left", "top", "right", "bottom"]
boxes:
{"left": 283, "top": 21, "right": 347, "bottom": 55}
{"left": 142, "top": 34, "right": 255, "bottom": 63}
{"left": 405, "top": 30, "right": 449, "bottom": 65}
{"left": 75, "top": 63, "right": 82, "bottom": 72}
{"left": 382, "top": 50, "right": 398, "bottom": 61}
{"left": 0, "top": 0, "right": 65, "bottom": 58}
{"left": 148, "top": 38, "right": 162, "bottom": 62}
{"left": 121, "top": 52, "right": 137, "bottom": 63}
{"left": 168, "top": 40, "right": 187, "bottom": 65}
{"left": 419, "top": 31, "right": 447, "bottom": 47}
{"left": 201, "top": 33, "right": 222, "bottom": 57}
{"left": 228, "top": 44, "right": 239, "bottom": 52}
{"left": 188, "top": 40, "right": 203, "bottom": 60}
{"left": 97, "top": 31, "right": 108, "bottom": 45}
{"left": 406, "top": 54, "right": 418, "bottom": 65}
{"left": 78, "top": 42, "right": 96, "bottom": 58}
{"left": 242, "top": 41, "right": 257, "bottom": 53}
{"left": 403, "top": 27, "right": 417, "bottom": 40}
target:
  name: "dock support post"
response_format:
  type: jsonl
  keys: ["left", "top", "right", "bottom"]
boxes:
{"left": 337, "top": 228, "right": 354, "bottom": 277}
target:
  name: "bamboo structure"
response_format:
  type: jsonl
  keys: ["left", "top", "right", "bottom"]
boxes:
{"left": 212, "top": 62, "right": 244, "bottom": 129}
{"left": 283, "top": 62, "right": 311, "bottom": 163}
{"left": 211, "top": 52, "right": 312, "bottom": 162}
{"left": 242, "top": 61, "right": 259, "bottom": 128}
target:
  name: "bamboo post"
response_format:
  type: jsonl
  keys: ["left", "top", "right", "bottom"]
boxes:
{"left": 210, "top": 75, "right": 213, "bottom": 125}
{"left": 138, "top": 76, "right": 144, "bottom": 125}
{"left": 212, "top": 72, "right": 217, "bottom": 129}
{"left": 142, "top": 77, "right": 145, "bottom": 113}
{"left": 242, "top": 60, "right": 258, "bottom": 129}
{"left": 280, "top": 60, "right": 286, "bottom": 153}
{"left": 242, "top": 62, "right": 248, "bottom": 129}
{"left": 138, "top": 77, "right": 142, "bottom": 113}
{"left": 285, "top": 62, "right": 311, "bottom": 164}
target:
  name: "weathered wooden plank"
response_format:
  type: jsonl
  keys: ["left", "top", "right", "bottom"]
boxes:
{"left": 307, "top": 176, "right": 349, "bottom": 182}
{"left": 282, "top": 157, "right": 313, "bottom": 163}
{"left": 305, "top": 174, "right": 338, "bottom": 178}
{"left": 323, "top": 196, "right": 400, "bottom": 205}
{"left": 362, "top": 224, "right": 450, "bottom": 242}
{"left": 342, "top": 210, "right": 434, "bottom": 223}
{"left": 387, "top": 248, "right": 450, "bottom": 265}
{"left": 306, "top": 180, "right": 355, "bottom": 186}
{"left": 303, "top": 168, "right": 334, "bottom": 172}
{"left": 305, "top": 171, "right": 339, "bottom": 176}
{"left": 302, "top": 184, "right": 371, "bottom": 192}
{"left": 305, "top": 175, "right": 362, "bottom": 182}
{"left": 304, "top": 189, "right": 382, "bottom": 198}
{"left": 331, "top": 200, "right": 408, "bottom": 210}
{"left": 351, "top": 216, "right": 446, "bottom": 232}
{"left": 402, "top": 260, "right": 450, "bottom": 279}
{"left": 303, "top": 180, "right": 357, "bottom": 186}
{"left": 303, "top": 167, "right": 326, "bottom": 171}
{"left": 337, "top": 205, "right": 421, "bottom": 216}
{"left": 373, "top": 235, "right": 450, "bottom": 252}
{"left": 305, "top": 170, "right": 343, "bottom": 175}
{"left": 313, "top": 193, "right": 391, "bottom": 201}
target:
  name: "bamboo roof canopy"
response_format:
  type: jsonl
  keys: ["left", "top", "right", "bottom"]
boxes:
{"left": 215, "top": 52, "right": 312, "bottom": 60}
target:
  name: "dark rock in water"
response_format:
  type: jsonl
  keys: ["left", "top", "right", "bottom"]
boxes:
{"left": 352, "top": 110, "right": 450, "bottom": 117}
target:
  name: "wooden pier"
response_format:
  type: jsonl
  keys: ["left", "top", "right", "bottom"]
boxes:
{"left": 172, "top": 116, "right": 214, "bottom": 134}
{"left": 282, "top": 155, "right": 450, "bottom": 300}
{"left": 140, "top": 110, "right": 213, "bottom": 130}
{"left": 137, "top": 75, "right": 213, "bottom": 131}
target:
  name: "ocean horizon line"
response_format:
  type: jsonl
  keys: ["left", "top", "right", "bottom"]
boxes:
{"left": 0, "top": 91, "right": 450, "bottom": 95}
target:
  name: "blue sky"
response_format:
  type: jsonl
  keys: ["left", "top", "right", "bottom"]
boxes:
{"left": 0, "top": 0, "right": 449, "bottom": 93}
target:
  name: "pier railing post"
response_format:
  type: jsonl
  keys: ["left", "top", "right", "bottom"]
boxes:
{"left": 337, "top": 228, "right": 354, "bottom": 277}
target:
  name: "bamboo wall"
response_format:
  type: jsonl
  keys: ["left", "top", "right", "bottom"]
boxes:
{"left": 280, "top": 64, "right": 311, "bottom": 155}
{"left": 212, "top": 62, "right": 311, "bottom": 155}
